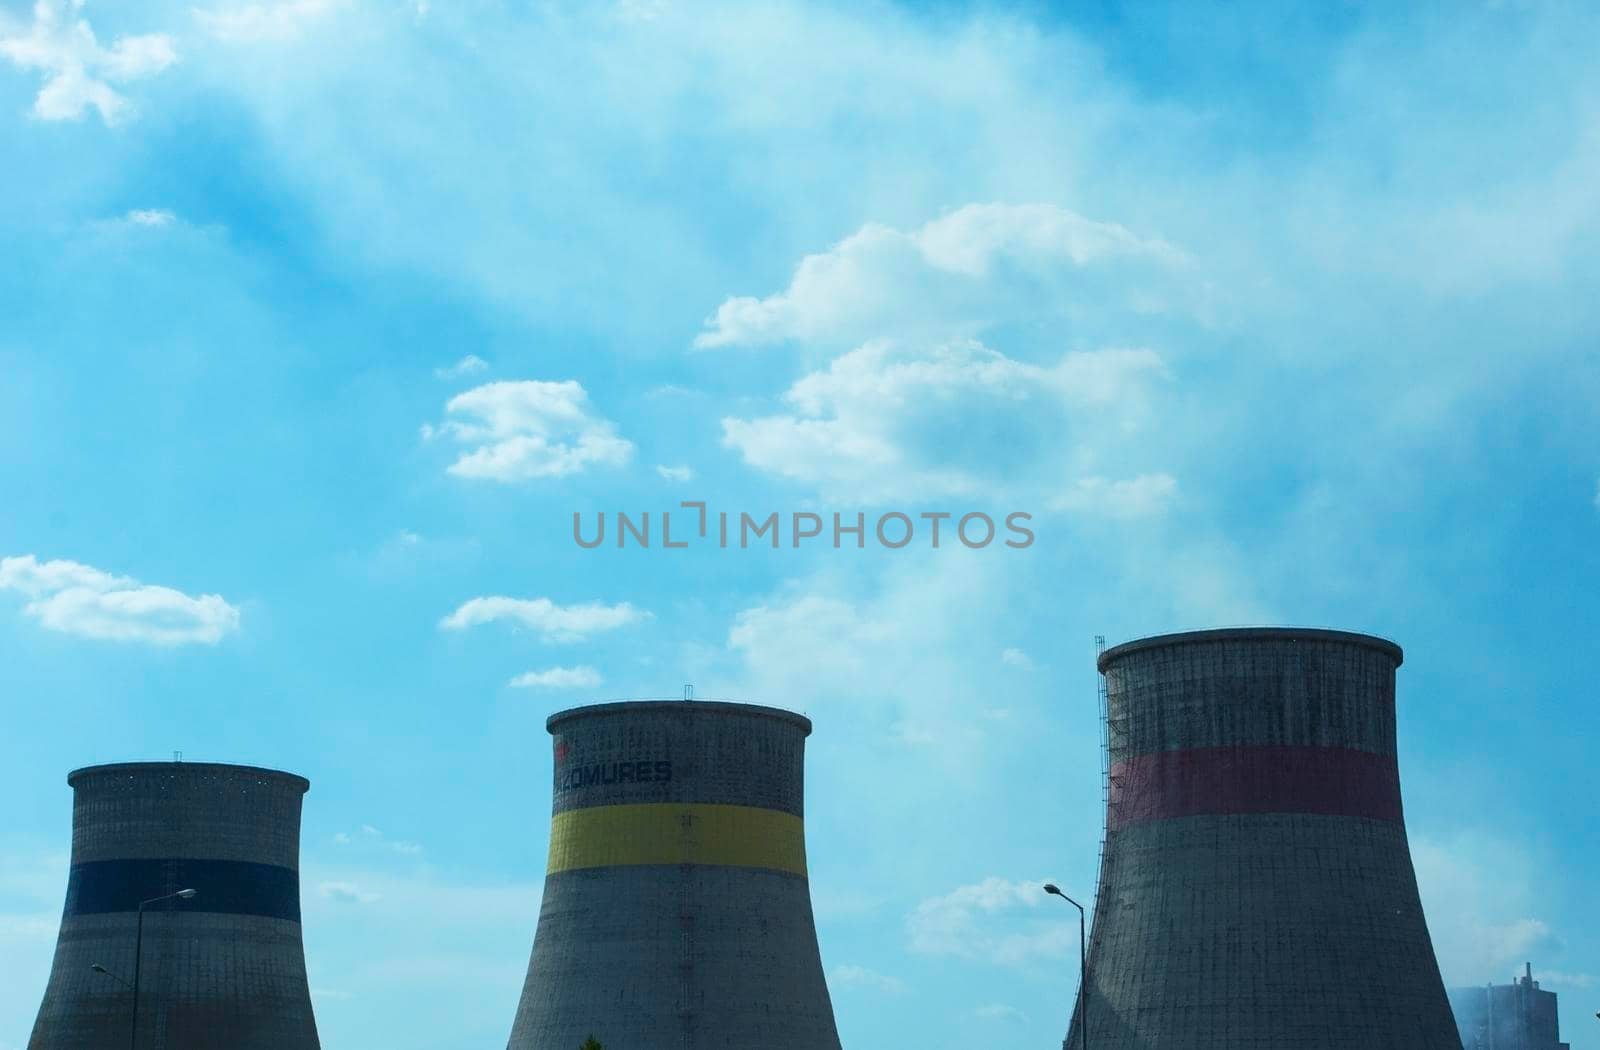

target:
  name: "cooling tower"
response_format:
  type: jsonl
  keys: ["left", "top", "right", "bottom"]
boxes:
{"left": 506, "top": 700, "right": 842, "bottom": 1050}
{"left": 29, "top": 762, "right": 320, "bottom": 1050}
{"left": 1067, "top": 628, "right": 1461, "bottom": 1049}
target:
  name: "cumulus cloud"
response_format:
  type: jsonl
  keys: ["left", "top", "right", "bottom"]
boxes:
{"left": 424, "top": 380, "right": 633, "bottom": 482}
{"left": 655, "top": 464, "right": 694, "bottom": 482}
{"left": 724, "top": 560, "right": 1047, "bottom": 777}
{"left": 434, "top": 354, "right": 489, "bottom": 380}
{"left": 508, "top": 665, "right": 602, "bottom": 690}
{"left": 440, "top": 596, "right": 649, "bottom": 643}
{"left": 0, "top": 1, "right": 176, "bottom": 125}
{"left": 696, "top": 203, "right": 1187, "bottom": 349}
{"left": 194, "top": 0, "right": 342, "bottom": 42}
{"left": 720, "top": 340, "right": 1172, "bottom": 501}
{"left": 0, "top": 554, "right": 240, "bottom": 645}
{"left": 907, "top": 876, "right": 1075, "bottom": 965}
{"left": 1412, "top": 832, "right": 1576, "bottom": 987}
{"left": 123, "top": 208, "right": 176, "bottom": 227}
{"left": 829, "top": 964, "right": 908, "bottom": 995}
{"left": 730, "top": 593, "right": 903, "bottom": 692}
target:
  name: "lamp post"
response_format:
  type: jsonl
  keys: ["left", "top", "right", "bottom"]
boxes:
{"left": 1043, "top": 883, "right": 1088, "bottom": 1050}
{"left": 129, "top": 888, "right": 197, "bottom": 1050}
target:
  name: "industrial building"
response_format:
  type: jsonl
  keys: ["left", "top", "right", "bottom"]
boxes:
{"left": 1066, "top": 628, "right": 1462, "bottom": 1049}
{"left": 29, "top": 761, "right": 321, "bottom": 1049}
{"left": 1450, "top": 964, "right": 1573, "bottom": 1050}
{"left": 506, "top": 699, "right": 841, "bottom": 1049}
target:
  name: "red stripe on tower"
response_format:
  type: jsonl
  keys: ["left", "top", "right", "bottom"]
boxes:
{"left": 1107, "top": 744, "right": 1403, "bottom": 829}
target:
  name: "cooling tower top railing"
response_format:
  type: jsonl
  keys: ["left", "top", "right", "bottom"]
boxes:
{"left": 1097, "top": 625, "right": 1404, "bottom": 672}
{"left": 67, "top": 760, "right": 312, "bottom": 789}
{"left": 546, "top": 698, "right": 814, "bottom": 734}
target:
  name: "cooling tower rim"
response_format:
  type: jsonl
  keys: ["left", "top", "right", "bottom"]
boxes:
{"left": 1098, "top": 626, "right": 1403, "bottom": 673}
{"left": 546, "top": 699, "right": 812, "bottom": 736}
{"left": 66, "top": 761, "right": 311, "bottom": 793}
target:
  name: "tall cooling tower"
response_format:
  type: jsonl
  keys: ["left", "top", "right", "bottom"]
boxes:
{"left": 507, "top": 700, "right": 841, "bottom": 1050}
{"left": 30, "top": 762, "right": 320, "bottom": 1050}
{"left": 1068, "top": 628, "right": 1461, "bottom": 1049}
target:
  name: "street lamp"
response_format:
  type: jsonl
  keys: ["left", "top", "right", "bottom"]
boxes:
{"left": 128, "top": 889, "right": 198, "bottom": 1050}
{"left": 1043, "top": 883, "right": 1088, "bottom": 1050}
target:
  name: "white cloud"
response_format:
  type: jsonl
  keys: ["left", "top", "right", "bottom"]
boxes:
{"left": 655, "top": 464, "right": 694, "bottom": 482}
{"left": 291, "top": 859, "right": 543, "bottom": 1032}
{"left": 696, "top": 203, "right": 1187, "bottom": 349}
{"left": 1477, "top": 918, "right": 1556, "bottom": 962}
{"left": 0, "top": 554, "right": 240, "bottom": 646}
{"left": 318, "top": 880, "right": 382, "bottom": 905}
{"left": 440, "top": 596, "right": 649, "bottom": 643}
{"left": 310, "top": 986, "right": 353, "bottom": 1002}
{"left": 434, "top": 354, "right": 489, "bottom": 380}
{"left": 829, "top": 964, "right": 908, "bottom": 995}
{"left": 720, "top": 340, "right": 1171, "bottom": 501}
{"left": 0, "top": 1, "right": 176, "bottom": 125}
{"left": 123, "top": 208, "right": 176, "bottom": 227}
{"left": 1413, "top": 832, "right": 1572, "bottom": 987}
{"left": 332, "top": 824, "right": 421, "bottom": 857}
{"left": 194, "top": 0, "right": 341, "bottom": 43}
{"left": 907, "top": 876, "right": 1075, "bottom": 965}
{"left": 999, "top": 647, "right": 1032, "bottom": 668}
{"left": 724, "top": 557, "right": 1046, "bottom": 779}
{"left": 0, "top": 846, "right": 69, "bottom": 1040}
{"left": 1049, "top": 473, "right": 1179, "bottom": 518}
{"left": 0, "top": 912, "right": 57, "bottom": 943}
{"left": 508, "top": 665, "right": 602, "bottom": 690}
{"left": 426, "top": 380, "right": 633, "bottom": 482}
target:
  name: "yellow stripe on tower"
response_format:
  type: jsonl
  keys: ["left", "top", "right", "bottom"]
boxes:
{"left": 547, "top": 803, "right": 808, "bottom": 877}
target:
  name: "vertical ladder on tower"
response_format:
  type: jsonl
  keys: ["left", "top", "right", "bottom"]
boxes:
{"left": 1090, "top": 634, "right": 1111, "bottom": 923}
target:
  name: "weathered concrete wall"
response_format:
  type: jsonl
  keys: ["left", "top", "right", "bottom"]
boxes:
{"left": 29, "top": 762, "right": 320, "bottom": 1050}
{"left": 507, "top": 700, "right": 841, "bottom": 1050}
{"left": 1068, "top": 628, "right": 1462, "bottom": 1050}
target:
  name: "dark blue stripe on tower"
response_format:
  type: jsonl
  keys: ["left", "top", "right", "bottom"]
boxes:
{"left": 64, "top": 859, "right": 300, "bottom": 922}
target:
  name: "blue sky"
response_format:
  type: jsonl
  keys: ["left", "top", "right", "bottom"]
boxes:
{"left": 1, "top": 1, "right": 1597, "bottom": 1047}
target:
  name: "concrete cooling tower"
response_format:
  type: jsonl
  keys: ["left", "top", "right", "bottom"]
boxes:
{"left": 507, "top": 700, "right": 841, "bottom": 1050}
{"left": 29, "top": 762, "right": 320, "bottom": 1050}
{"left": 1067, "top": 628, "right": 1461, "bottom": 1049}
